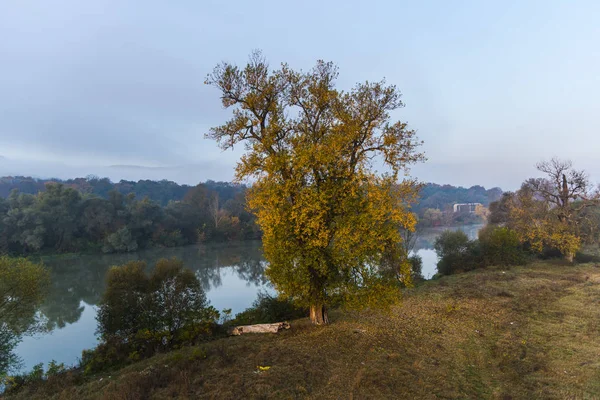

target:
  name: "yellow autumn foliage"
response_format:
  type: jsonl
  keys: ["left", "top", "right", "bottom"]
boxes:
{"left": 206, "top": 51, "right": 424, "bottom": 321}
{"left": 506, "top": 187, "right": 581, "bottom": 259}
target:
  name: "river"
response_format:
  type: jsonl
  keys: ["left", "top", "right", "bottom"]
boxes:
{"left": 14, "top": 224, "right": 483, "bottom": 372}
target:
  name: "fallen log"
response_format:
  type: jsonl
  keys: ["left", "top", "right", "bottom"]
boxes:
{"left": 230, "top": 322, "right": 290, "bottom": 336}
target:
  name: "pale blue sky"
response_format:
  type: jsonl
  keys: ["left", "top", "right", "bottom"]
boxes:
{"left": 1, "top": 0, "right": 599, "bottom": 190}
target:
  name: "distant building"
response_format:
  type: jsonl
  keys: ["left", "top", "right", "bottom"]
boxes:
{"left": 453, "top": 203, "right": 482, "bottom": 213}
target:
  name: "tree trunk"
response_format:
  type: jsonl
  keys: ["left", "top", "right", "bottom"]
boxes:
{"left": 309, "top": 303, "right": 329, "bottom": 325}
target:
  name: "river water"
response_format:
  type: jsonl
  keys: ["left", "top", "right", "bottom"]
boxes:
{"left": 14, "top": 224, "right": 483, "bottom": 372}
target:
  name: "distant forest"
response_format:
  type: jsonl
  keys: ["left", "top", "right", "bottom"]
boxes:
{"left": 0, "top": 176, "right": 502, "bottom": 255}
{"left": 0, "top": 176, "right": 259, "bottom": 255}
{"left": 413, "top": 183, "right": 503, "bottom": 226}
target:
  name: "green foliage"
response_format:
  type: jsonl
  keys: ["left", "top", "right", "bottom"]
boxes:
{"left": 46, "top": 360, "right": 67, "bottom": 377}
{"left": 435, "top": 227, "right": 530, "bottom": 276}
{"left": 0, "top": 328, "right": 20, "bottom": 378}
{"left": 2, "top": 360, "right": 67, "bottom": 395}
{"left": 408, "top": 254, "right": 424, "bottom": 281}
{"left": 478, "top": 225, "right": 528, "bottom": 266}
{"left": 96, "top": 261, "right": 148, "bottom": 339}
{"left": 147, "top": 258, "right": 217, "bottom": 337}
{"left": 89, "top": 258, "right": 218, "bottom": 373}
{"left": 102, "top": 227, "right": 138, "bottom": 253}
{"left": 0, "top": 179, "right": 261, "bottom": 256}
{"left": 434, "top": 231, "right": 481, "bottom": 275}
{"left": 576, "top": 204, "right": 600, "bottom": 245}
{"left": 0, "top": 257, "right": 50, "bottom": 377}
{"left": 97, "top": 258, "right": 217, "bottom": 341}
{"left": 232, "top": 292, "right": 307, "bottom": 325}
{"left": 434, "top": 231, "right": 469, "bottom": 275}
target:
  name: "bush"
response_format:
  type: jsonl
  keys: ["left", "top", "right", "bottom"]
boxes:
{"left": 96, "top": 261, "right": 149, "bottom": 339}
{"left": 2, "top": 360, "right": 67, "bottom": 395}
{"left": 232, "top": 292, "right": 307, "bottom": 325}
{"left": 434, "top": 231, "right": 482, "bottom": 275}
{"left": 478, "top": 225, "right": 527, "bottom": 266}
{"left": 435, "top": 227, "right": 530, "bottom": 276}
{"left": 89, "top": 258, "right": 218, "bottom": 373}
{"left": 408, "top": 254, "right": 424, "bottom": 281}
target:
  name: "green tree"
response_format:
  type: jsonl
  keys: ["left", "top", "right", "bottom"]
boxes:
{"left": 125, "top": 196, "right": 163, "bottom": 249}
{"left": 434, "top": 230, "right": 481, "bottom": 275}
{"left": 96, "top": 258, "right": 215, "bottom": 345}
{"left": 78, "top": 197, "right": 115, "bottom": 243}
{"left": 0, "top": 257, "right": 49, "bottom": 376}
{"left": 36, "top": 183, "right": 82, "bottom": 251}
{"left": 478, "top": 225, "right": 526, "bottom": 266}
{"left": 147, "top": 258, "right": 214, "bottom": 341}
{"left": 206, "top": 52, "right": 424, "bottom": 324}
{"left": 3, "top": 190, "right": 45, "bottom": 253}
{"left": 96, "top": 261, "right": 148, "bottom": 340}
{"left": 102, "top": 227, "right": 138, "bottom": 253}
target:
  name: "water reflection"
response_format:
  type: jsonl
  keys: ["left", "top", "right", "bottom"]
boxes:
{"left": 16, "top": 229, "right": 482, "bottom": 371}
{"left": 16, "top": 241, "right": 268, "bottom": 371}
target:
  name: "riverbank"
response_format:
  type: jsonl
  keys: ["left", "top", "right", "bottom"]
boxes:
{"left": 7, "top": 260, "right": 600, "bottom": 399}
{"left": 12, "top": 240, "right": 269, "bottom": 373}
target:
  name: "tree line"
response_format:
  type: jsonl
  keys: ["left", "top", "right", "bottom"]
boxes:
{"left": 1, "top": 177, "right": 503, "bottom": 230}
{"left": 0, "top": 176, "right": 241, "bottom": 207}
{"left": 0, "top": 182, "right": 261, "bottom": 255}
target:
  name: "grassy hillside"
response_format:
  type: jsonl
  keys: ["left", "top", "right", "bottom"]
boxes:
{"left": 7, "top": 261, "right": 600, "bottom": 399}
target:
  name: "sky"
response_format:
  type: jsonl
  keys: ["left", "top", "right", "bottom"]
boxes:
{"left": 1, "top": 0, "right": 599, "bottom": 191}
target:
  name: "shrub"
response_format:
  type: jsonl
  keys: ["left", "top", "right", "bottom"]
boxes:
{"left": 147, "top": 258, "right": 217, "bottom": 341}
{"left": 96, "top": 261, "right": 149, "bottom": 340}
{"left": 434, "top": 230, "right": 482, "bottom": 275}
{"left": 408, "top": 254, "right": 424, "bottom": 281}
{"left": 435, "top": 227, "right": 530, "bottom": 276}
{"left": 89, "top": 258, "right": 218, "bottom": 373}
{"left": 478, "top": 225, "right": 527, "bottom": 266}
{"left": 2, "top": 360, "right": 66, "bottom": 395}
{"left": 232, "top": 292, "right": 307, "bottom": 325}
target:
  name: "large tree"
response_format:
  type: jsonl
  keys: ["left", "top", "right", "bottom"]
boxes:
{"left": 501, "top": 158, "right": 599, "bottom": 261}
{"left": 206, "top": 52, "right": 424, "bottom": 324}
{"left": 526, "top": 158, "right": 599, "bottom": 225}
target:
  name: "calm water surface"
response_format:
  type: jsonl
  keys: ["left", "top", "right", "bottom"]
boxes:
{"left": 15, "top": 225, "right": 482, "bottom": 371}
{"left": 15, "top": 241, "right": 270, "bottom": 372}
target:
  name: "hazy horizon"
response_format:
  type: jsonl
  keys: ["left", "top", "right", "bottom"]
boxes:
{"left": 2, "top": 1, "right": 599, "bottom": 191}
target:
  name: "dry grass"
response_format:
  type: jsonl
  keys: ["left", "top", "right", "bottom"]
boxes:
{"left": 7, "top": 261, "right": 600, "bottom": 399}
